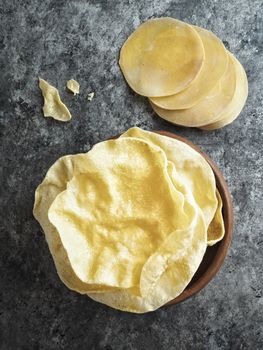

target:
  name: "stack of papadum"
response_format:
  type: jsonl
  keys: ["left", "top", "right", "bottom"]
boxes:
{"left": 119, "top": 18, "right": 248, "bottom": 129}
{"left": 34, "top": 127, "right": 225, "bottom": 313}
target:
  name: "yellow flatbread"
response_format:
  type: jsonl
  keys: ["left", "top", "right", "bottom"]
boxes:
{"left": 207, "top": 189, "right": 225, "bottom": 246}
{"left": 34, "top": 128, "right": 223, "bottom": 313}
{"left": 201, "top": 55, "right": 248, "bottom": 130}
{"left": 87, "top": 150, "right": 207, "bottom": 313}
{"left": 119, "top": 17, "right": 204, "bottom": 97}
{"left": 150, "top": 52, "right": 236, "bottom": 127}
{"left": 150, "top": 26, "right": 228, "bottom": 110}
{"left": 120, "top": 127, "right": 218, "bottom": 229}
{"left": 48, "top": 138, "right": 197, "bottom": 291}
{"left": 33, "top": 154, "right": 119, "bottom": 293}
{"left": 87, "top": 194, "right": 207, "bottom": 313}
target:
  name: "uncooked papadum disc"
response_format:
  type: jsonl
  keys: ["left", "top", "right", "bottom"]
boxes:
{"left": 201, "top": 55, "right": 248, "bottom": 130}
{"left": 119, "top": 17, "right": 204, "bottom": 97}
{"left": 150, "top": 52, "right": 236, "bottom": 127}
{"left": 150, "top": 26, "right": 228, "bottom": 109}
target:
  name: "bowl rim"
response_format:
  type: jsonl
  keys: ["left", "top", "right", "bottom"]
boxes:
{"left": 152, "top": 131, "right": 234, "bottom": 306}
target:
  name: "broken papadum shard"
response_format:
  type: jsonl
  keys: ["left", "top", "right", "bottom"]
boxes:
{"left": 87, "top": 92, "right": 95, "bottom": 101}
{"left": 39, "top": 78, "right": 72, "bottom": 122}
{"left": 66, "top": 79, "right": 80, "bottom": 95}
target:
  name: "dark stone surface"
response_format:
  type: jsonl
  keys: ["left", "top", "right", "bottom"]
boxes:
{"left": 0, "top": 0, "right": 262, "bottom": 349}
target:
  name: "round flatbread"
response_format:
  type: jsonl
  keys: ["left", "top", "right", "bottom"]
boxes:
{"left": 119, "top": 17, "right": 204, "bottom": 97}
{"left": 87, "top": 202, "right": 207, "bottom": 313}
{"left": 120, "top": 127, "right": 218, "bottom": 229}
{"left": 150, "top": 52, "right": 236, "bottom": 127}
{"left": 207, "top": 189, "right": 225, "bottom": 246}
{"left": 34, "top": 128, "right": 222, "bottom": 313}
{"left": 87, "top": 131, "right": 224, "bottom": 312}
{"left": 201, "top": 55, "right": 248, "bottom": 130}
{"left": 48, "top": 138, "right": 199, "bottom": 292}
{"left": 33, "top": 154, "right": 122, "bottom": 293}
{"left": 87, "top": 157, "right": 207, "bottom": 313}
{"left": 150, "top": 26, "right": 228, "bottom": 109}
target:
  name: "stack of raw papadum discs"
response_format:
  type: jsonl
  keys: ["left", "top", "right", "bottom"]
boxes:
{"left": 119, "top": 17, "right": 248, "bottom": 130}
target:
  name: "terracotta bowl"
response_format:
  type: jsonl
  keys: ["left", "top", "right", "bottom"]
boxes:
{"left": 152, "top": 131, "right": 234, "bottom": 306}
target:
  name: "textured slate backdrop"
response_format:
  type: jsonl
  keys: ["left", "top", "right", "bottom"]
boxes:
{"left": 0, "top": 0, "right": 262, "bottom": 349}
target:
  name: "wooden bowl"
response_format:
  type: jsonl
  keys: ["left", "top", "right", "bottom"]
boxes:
{"left": 152, "top": 131, "right": 234, "bottom": 306}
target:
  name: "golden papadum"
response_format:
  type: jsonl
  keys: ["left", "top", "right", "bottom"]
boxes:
{"left": 34, "top": 128, "right": 225, "bottom": 313}
{"left": 121, "top": 128, "right": 218, "bottom": 229}
{"left": 207, "top": 189, "right": 225, "bottom": 246}
{"left": 48, "top": 138, "right": 195, "bottom": 290}
{"left": 33, "top": 154, "right": 117, "bottom": 293}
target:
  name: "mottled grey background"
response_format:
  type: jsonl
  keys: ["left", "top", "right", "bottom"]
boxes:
{"left": 0, "top": 0, "right": 262, "bottom": 349}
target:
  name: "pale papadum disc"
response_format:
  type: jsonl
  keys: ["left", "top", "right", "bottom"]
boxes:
{"left": 119, "top": 18, "right": 204, "bottom": 97}
{"left": 150, "top": 26, "right": 228, "bottom": 110}
{"left": 201, "top": 55, "right": 248, "bottom": 130}
{"left": 150, "top": 52, "right": 236, "bottom": 127}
